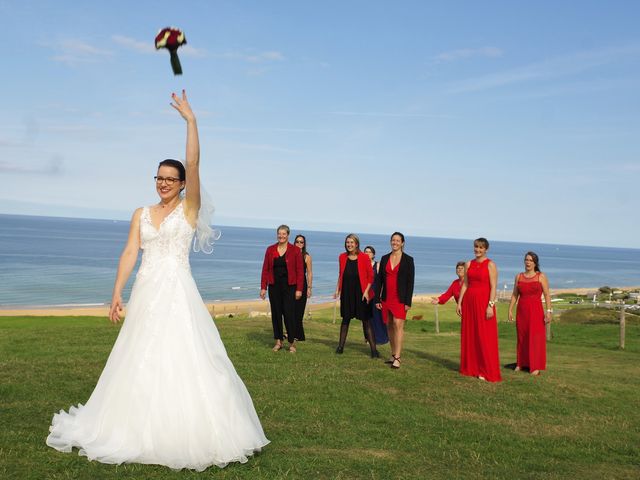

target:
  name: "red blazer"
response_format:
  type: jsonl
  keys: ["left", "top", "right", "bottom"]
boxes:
{"left": 337, "top": 252, "right": 374, "bottom": 300}
{"left": 438, "top": 279, "right": 462, "bottom": 304}
{"left": 261, "top": 243, "right": 304, "bottom": 291}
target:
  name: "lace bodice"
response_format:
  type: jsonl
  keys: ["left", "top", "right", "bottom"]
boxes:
{"left": 138, "top": 203, "right": 195, "bottom": 276}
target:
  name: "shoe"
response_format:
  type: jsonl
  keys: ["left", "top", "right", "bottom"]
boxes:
{"left": 335, "top": 346, "right": 344, "bottom": 354}
{"left": 371, "top": 350, "right": 380, "bottom": 359}
{"left": 384, "top": 355, "right": 395, "bottom": 364}
{"left": 391, "top": 356, "right": 401, "bottom": 369}
{"left": 531, "top": 370, "right": 540, "bottom": 376}
{"left": 272, "top": 342, "right": 283, "bottom": 352}
{"left": 514, "top": 366, "right": 521, "bottom": 372}
{"left": 289, "top": 343, "right": 297, "bottom": 353}
{"left": 478, "top": 375, "right": 486, "bottom": 381}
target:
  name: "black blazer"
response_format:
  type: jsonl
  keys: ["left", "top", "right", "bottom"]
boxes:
{"left": 375, "top": 252, "right": 415, "bottom": 307}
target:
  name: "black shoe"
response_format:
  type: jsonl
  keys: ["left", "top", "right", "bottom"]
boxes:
{"left": 371, "top": 350, "right": 380, "bottom": 359}
{"left": 335, "top": 346, "right": 344, "bottom": 354}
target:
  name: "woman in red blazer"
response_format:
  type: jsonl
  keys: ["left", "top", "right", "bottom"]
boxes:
{"left": 260, "top": 225, "right": 304, "bottom": 353}
{"left": 334, "top": 234, "right": 377, "bottom": 357}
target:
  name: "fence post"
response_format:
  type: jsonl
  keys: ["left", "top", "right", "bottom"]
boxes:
{"left": 332, "top": 299, "right": 337, "bottom": 324}
{"left": 434, "top": 304, "right": 440, "bottom": 334}
{"left": 546, "top": 318, "right": 551, "bottom": 341}
{"left": 619, "top": 305, "right": 626, "bottom": 350}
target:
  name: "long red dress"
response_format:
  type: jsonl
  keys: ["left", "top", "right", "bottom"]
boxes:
{"left": 515, "top": 273, "right": 546, "bottom": 372}
{"left": 460, "top": 259, "right": 502, "bottom": 382}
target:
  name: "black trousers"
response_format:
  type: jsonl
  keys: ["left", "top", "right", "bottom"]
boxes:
{"left": 268, "top": 279, "right": 296, "bottom": 342}
{"left": 293, "top": 283, "right": 307, "bottom": 341}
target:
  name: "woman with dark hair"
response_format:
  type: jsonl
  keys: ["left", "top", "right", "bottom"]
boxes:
{"left": 508, "top": 251, "right": 552, "bottom": 375}
{"left": 375, "top": 232, "right": 415, "bottom": 369}
{"left": 260, "top": 225, "right": 304, "bottom": 353}
{"left": 456, "top": 237, "right": 501, "bottom": 382}
{"left": 293, "top": 234, "right": 313, "bottom": 344}
{"left": 334, "top": 234, "right": 377, "bottom": 357}
{"left": 431, "top": 261, "right": 465, "bottom": 306}
{"left": 364, "top": 245, "right": 389, "bottom": 346}
{"left": 46, "top": 91, "right": 269, "bottom": 470}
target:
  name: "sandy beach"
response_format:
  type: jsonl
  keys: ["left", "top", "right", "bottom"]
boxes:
{"left": 1, "top": 286, "right": 636, "bottom": 317}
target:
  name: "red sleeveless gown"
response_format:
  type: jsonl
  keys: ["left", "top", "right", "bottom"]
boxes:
{"left": 516, "top": 273, "right": 546, "bottom": 371}
{"left": 460, "top": 259, "right": 502, "bottom": 382}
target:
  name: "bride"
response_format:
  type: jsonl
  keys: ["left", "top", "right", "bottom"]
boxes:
{"left": 46, "top": 91, "right": 269, "bottom": 471}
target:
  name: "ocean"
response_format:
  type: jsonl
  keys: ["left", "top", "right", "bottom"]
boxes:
{"left": 1, "top": 213, "right": 639, "bottom": 307}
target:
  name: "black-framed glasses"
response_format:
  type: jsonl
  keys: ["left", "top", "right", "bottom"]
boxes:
{"left": 154, "top": 176, "right": 181, "bottom": 185}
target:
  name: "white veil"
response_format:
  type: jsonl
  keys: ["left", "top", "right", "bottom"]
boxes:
{"left": 192, "top": 187, "right": 221, "bottom": 254}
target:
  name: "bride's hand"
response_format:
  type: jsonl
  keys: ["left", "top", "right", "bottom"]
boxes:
{"left": 170, "top": 90, "right": 195, "bottom": 122}
{"left": 109, "top": 295, "right": 124, "bottom": 323}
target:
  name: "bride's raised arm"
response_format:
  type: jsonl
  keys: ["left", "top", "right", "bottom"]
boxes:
{"left": 170, "top": 90, "right": 200, "bottom": 226}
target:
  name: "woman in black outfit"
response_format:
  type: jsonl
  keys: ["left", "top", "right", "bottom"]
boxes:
{"left": 375, "top": 232, "right": 415, "bottom": 369}
{"left": 293, "top": 234, "right": 312, "bottom": 343}
{"left": 260, "top": 225, "right": 304, "bottom": 353}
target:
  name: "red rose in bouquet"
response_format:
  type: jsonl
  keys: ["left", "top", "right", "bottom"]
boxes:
{"left": 155, "top": 27, "right": 187, "bottom": 75}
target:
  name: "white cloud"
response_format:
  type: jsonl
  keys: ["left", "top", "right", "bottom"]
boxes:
{"left": 215, "top": 50, "right": 286, "bottom": 63}
{"left": 112, "top": 34, "right": 155, "bottom": 54}
{"left": 45, "top": 39, "right": 113, "bottom": 65}
{"left": 327, "top": 111, "right": 455, "bottom": 119}
{"left": 111, "top": 35, "right": 206, "bottom": 57}
{"left": 180, "top": 44, "right": 207, "bottom": 57}
{"left": 449, "top": 43, "right": 640, "bottom": 93}
{"left": 0, "top": 157, "right": 63, "bottom": 175}
{"left": 619, "top": 163, "right": 640, "bottom": 172}
{"left": 435, "top": 46, "right": 503, "bottom": 62}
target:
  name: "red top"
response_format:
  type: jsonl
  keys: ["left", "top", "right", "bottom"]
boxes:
{"left": 438, "top": 279, "right": 462, "bottom": 304}
{"left": 385, "top": 260, "right": 401, "bottom": 305}
{"left": 337, "top": 252, "right": 374, "bottom": 301}
{"left": 260, "top": 243, "right": 304, "bottom": 291}
{"left": 516, "top": 272, "right": 543, "bottom": 300}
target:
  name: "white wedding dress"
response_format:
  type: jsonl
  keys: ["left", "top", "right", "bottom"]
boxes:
{"left": 46, "top": 203, "right": 269, "bottom": 471}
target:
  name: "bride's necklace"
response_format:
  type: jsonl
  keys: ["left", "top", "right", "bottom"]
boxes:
{"left": 157, "top": 199, "right": 180, "bottom": 210}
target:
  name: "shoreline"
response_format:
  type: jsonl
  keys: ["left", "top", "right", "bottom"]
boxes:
{"left": 1, "top": 286, "right": 636, "bottom": 317}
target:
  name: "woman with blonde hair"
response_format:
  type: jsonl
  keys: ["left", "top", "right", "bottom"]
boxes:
{"left": 334, "top": 234, "right": 376, "bottom": 357}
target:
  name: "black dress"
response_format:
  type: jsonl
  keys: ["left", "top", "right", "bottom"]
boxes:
{"left": 340, "top": 258, "right": 370, "bottom": 322}
{"left": 268, "top": 254, "right": 296, "bottom": 341}
{"left": 293, "top": 256, "right": 307, "bottom": 341}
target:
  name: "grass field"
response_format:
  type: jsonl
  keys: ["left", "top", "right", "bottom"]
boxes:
{"left": 1, "top": 303, "right": 639, "bottom": 479}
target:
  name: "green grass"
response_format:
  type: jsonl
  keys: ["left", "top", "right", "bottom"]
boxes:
{"left": 560, "top": 306, "right": 638, "bottom": 325}
{"left": 1, "top": 303, "right": 639, "bottom": 479}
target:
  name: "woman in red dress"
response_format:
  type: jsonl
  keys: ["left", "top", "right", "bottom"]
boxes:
{"left": 508, "top": 251, "right": 552, "bottom": 375}
{"left": 456, "top": 238, "right": 501, "bottom": 382}
{"left": 431, "top": 261, "right": 465, "bottom": 306}
{"left": 375, "top": 232, "right": 415, "bottom": 369}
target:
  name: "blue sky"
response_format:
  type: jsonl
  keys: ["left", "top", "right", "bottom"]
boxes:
{"left": 2, "top": 0, "right": 639, "bottom": 248}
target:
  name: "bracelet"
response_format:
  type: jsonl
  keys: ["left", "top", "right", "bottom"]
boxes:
{"left": 488, "top": 301, "right": 495, "bottom": 307}
{"left": 546, "top": 309, "right": 553, "bottom": 313}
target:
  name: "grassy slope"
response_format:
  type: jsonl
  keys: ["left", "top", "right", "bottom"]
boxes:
{"left": 1, "top": 303, "right": 639, "bottom": 479}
